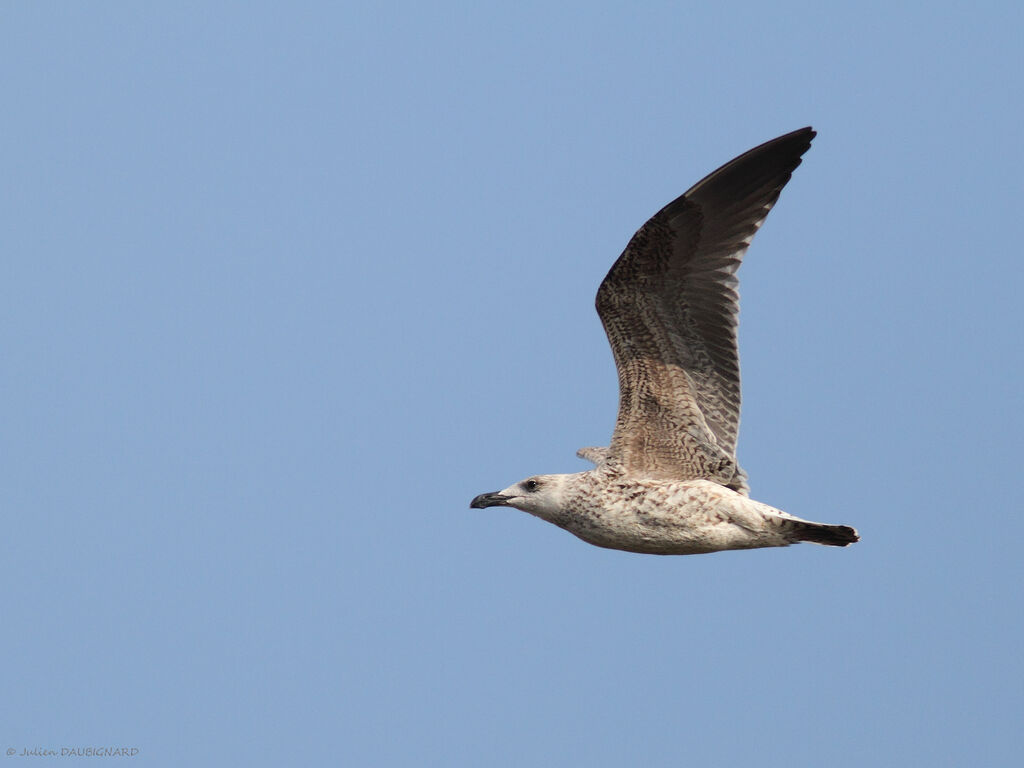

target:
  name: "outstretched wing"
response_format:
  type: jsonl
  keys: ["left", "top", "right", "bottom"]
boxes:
{"left": 596, "top": 127, "right": 815, "bottom": 487}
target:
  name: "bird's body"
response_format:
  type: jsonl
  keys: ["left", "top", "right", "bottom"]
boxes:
{"left": 543, "top": 468, "right": 853, "bottom": 555}
{"left": 471, "top": 127, "right": 859, "bottom": 555}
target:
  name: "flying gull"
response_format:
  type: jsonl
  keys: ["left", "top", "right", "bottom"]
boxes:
{"left": 471, "top": 127, "right": 859, "bottom": 555}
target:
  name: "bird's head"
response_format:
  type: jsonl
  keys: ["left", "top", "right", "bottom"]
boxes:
{"left": 470, "top": 474, "right": 572, "bottom": 523}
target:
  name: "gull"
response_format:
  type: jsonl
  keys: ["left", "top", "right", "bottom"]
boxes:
{"left": 471, "top": 127, "right": 859, "bottom": 555}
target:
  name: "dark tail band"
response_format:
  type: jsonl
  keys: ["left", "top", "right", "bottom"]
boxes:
{"left": 795, "top": 522, "right": 860, "bottom": 547}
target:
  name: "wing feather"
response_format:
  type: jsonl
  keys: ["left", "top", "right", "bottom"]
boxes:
{"left": 595, "top": 127, "right": 815, "bottom": 488}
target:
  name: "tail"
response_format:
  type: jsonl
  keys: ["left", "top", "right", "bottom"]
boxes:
{"left": 791, "top": 521, "right": 860, "bottom": 547}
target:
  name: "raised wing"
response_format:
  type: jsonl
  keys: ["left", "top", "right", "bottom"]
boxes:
{"left": 576, "top": 446, "right": 609, "bottom": 466}
{"left": 596, "top": 127, "right": 815, "bottom": 488}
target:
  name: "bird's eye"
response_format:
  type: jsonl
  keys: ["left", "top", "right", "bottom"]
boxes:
{"left": 524, "top": 479, "right": 539, "bottom": 492}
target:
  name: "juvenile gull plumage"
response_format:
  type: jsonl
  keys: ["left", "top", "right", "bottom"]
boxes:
{"left": 471, "top": 128, "right": 859, "bottom": 555}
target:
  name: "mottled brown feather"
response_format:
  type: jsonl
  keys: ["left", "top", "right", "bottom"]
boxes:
{"left": 595, "top": 128, "right": 816, "bottom": 490}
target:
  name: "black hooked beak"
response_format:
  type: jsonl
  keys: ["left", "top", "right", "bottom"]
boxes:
{"left": 470, "top": 492, "right": 512, "bottom": 509}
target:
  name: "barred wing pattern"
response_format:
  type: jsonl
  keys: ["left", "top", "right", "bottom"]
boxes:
{"left": 596, "top": 128, "right": 815, "bottom": 491}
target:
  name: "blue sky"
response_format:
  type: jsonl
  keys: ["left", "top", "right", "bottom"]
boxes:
{"left": 2, "top": 2, "right": 1022, "bottom": 765}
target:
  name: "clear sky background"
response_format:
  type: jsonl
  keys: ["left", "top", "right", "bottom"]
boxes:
{"left": 2, "top": 2, "right": 1022, "bottom": 766}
